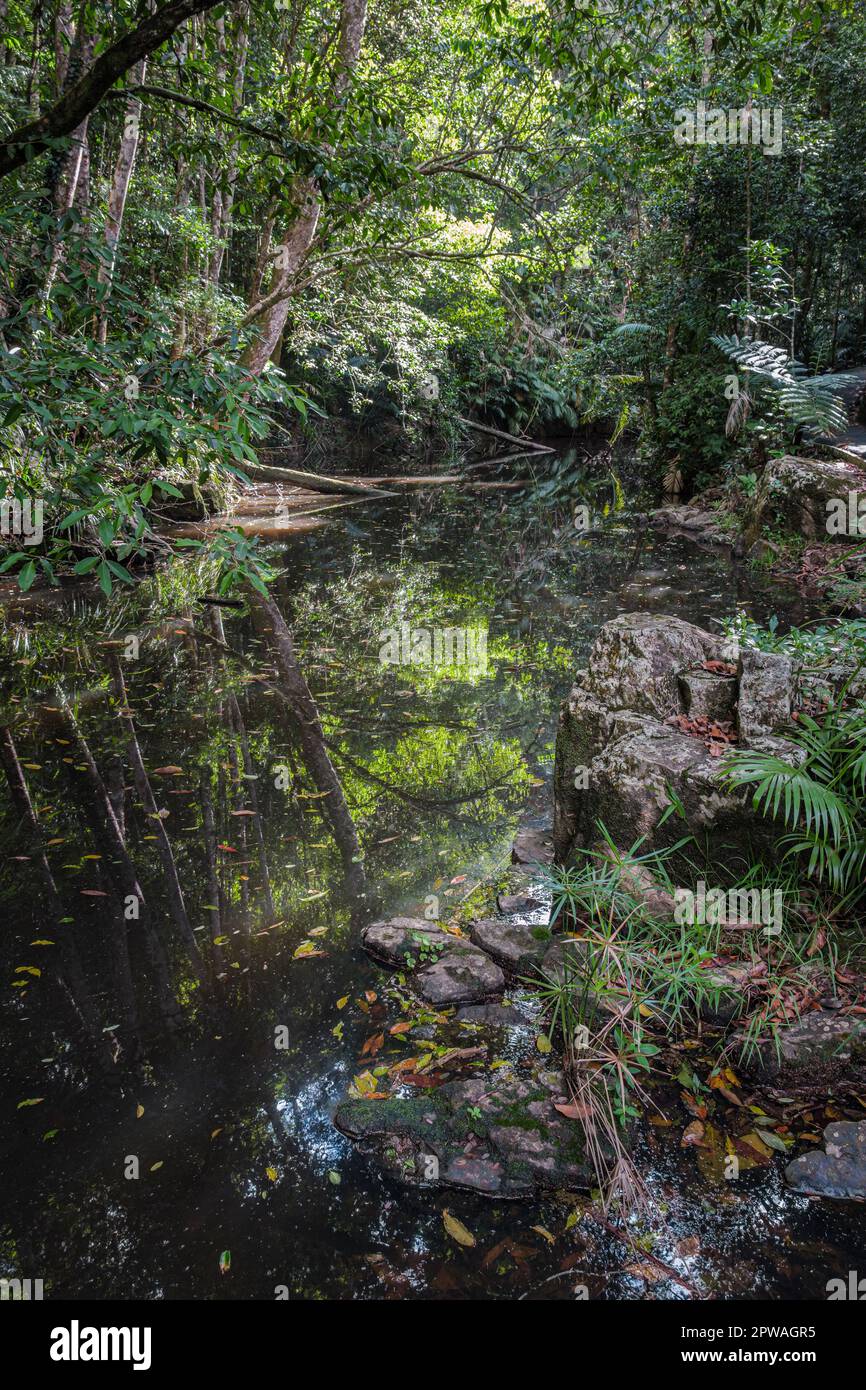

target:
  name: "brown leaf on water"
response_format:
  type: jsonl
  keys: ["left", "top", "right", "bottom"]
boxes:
{"left": 359, "top": 1032, "right": 385, "bottom": 1058}
{"left": 625, "top": 1261, "right": 666, "bottom": 1284}
{"left": 681, "top": 1119, "right": 706, "bottom": 1148}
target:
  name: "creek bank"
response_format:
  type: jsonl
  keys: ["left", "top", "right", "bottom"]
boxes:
{"left": 650, "top": 455, "right": 866, "bottom": 614}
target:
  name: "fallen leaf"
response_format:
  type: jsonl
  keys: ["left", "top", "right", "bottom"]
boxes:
{"left": 442, "top": 1209, "right": 476, "bottom": 1248}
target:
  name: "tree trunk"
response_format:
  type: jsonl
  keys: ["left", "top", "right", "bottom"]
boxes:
{"left": 241, "top": 0, "right": 367, "bottom": 373}
{"left": 96, "top": 57, "right": 147, "bottom": 342}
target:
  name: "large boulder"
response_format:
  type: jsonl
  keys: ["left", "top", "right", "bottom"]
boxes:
{"left": 553, "top": 613, "right": 803, "bottom": 866}
{"left": 745, "top": 455, "right": 866, "bottom": 545}
{"left": 554, "top": 614, "right": 719, "bottom": 856}
{"left": 737, "top": 649, "right": 795, "bottom": 742}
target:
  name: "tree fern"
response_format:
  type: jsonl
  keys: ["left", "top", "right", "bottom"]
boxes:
{"left": 712, "top": 334, "right": 856, "bottom": 436}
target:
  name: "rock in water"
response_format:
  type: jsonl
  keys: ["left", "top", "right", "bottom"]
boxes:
{"left": 469, "top": 918, "right": 552, "bottom": 972}
{"left": 335, "top": 1069, "right": 593, "bottom": 1197}
{"left": 785, "top": 1120, "right": 866, "bottom": 1200}
{"left": 742, "top": 1010, "right": 866, "bottom": 1086}
{"left": 361, "top": 917, "right": 506, "bottom": 1005}
{"left": 511, "top": 826, "right": 555, "bottom": 865}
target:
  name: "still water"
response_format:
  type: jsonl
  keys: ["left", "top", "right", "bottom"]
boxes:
{"left": 1, "top": 483, "right": 862, "bottom": 1299}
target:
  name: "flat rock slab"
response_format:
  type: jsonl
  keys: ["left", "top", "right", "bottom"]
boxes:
{"left": 511, "top": 827, "right": 555, "bottom": 866}
{"left": 335, "top": 1069, "right": 592, "bottom": 1197}
{"left": 786, "top": 1120, "right": 866, "bottom": 1200}
{"left": 455, "top": 1001, "right": 526, "bottom": 1026}
{"left": 469, "top": 918, "right": 552, "bottom": 972}
{"left": 744, "top": 1010, "right": 866, "bottom": 1085}
{"left": 361, "top": 917, "right": 505, "bottom": 1005}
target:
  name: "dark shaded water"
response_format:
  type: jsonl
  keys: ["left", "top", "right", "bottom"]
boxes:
{"left": 1, "top": 481, "right": 863, "bottom": 1300}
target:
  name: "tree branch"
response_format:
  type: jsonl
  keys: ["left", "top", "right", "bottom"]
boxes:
{"left": 0, "top": 0, "right": 228, "bottom": 180}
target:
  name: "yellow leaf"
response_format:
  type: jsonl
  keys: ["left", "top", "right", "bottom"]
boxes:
{"left": 535, "top": 1034, "right": 552, "bottom": 1054}
{"left": 442, "top": 1209, "right": 476, "bottom": 1248}
{"left": 136, "top": 1104, "right": 144, "bottom": 1119}
{"left": 150, "top": 1161, "right": 163, "bottom": 1172}
{"left": 336, "top": 996, "right": 349, "bottom": 1010}
{"left": 532, "top": 1225, "right": 556, "bottom": 1245}
{"left": 266, "top": 1167, "right": 278, "bottom": 1183}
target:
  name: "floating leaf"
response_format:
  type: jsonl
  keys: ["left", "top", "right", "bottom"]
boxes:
{"left": 442, "top": 1209, "right": 476, "bottom": 1248}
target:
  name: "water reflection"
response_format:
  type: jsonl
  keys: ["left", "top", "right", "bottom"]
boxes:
{"left": 0, "top": 487, "right": 859, "bottom": 1299}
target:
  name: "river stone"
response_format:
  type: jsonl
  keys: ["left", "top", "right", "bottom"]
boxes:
{"left": 415, "top": 942, "right": 506, "bottom": 1006}
{"left": 678, "top": 667, "right": 737, "bottom": 723}
{"left": 737, "top": 649, "right": 794, "bottom": 743}
{"left": 362, "top": 917, "right": 455, "bottom": 968}
{"left": 362, "top": 917, "right": 506, "bottom": 1004}
{"left": 334, "top": 1069, "right": 593, "bottom": 1197}
{"left": 745, "top": 1011, "right": 866, "bottom": 1084}
{"left": 511, "top": 826, "right": 555, "bottom": 866}
{"left": 785, "top": 1121, "right": 866, "bottom": 1200}
{"left": 496, "top": 890, "right": 543, "bottom": 915}
{"left": 745, "top": 455, "right": 866, "bottom": 545}
{"left": 468, "top": 918, "right": 553, "bottom": 972}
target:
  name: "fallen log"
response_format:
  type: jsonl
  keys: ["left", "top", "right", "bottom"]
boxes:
{"left": 242, "top": 461, "right": 394, "bottom": 497}
{"left": 457, "top": 416, "right": 554, "bottom": 453}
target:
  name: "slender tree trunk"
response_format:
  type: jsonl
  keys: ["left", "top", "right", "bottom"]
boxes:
{"left": 209, "top": 3, "right": 248, "bottom": 285}
{"left": 242, "top": 0, "right": 367, "bottom": 372}
{"left": 96, "top": 57, "right": 147, "bottom": 342}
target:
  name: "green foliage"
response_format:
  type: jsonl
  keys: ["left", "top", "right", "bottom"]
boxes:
{"left": 712, "top": 334, "right": 856, "bottom": 437}
{"left": 722, "top": 698, "right": 866, "bottom": 902}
